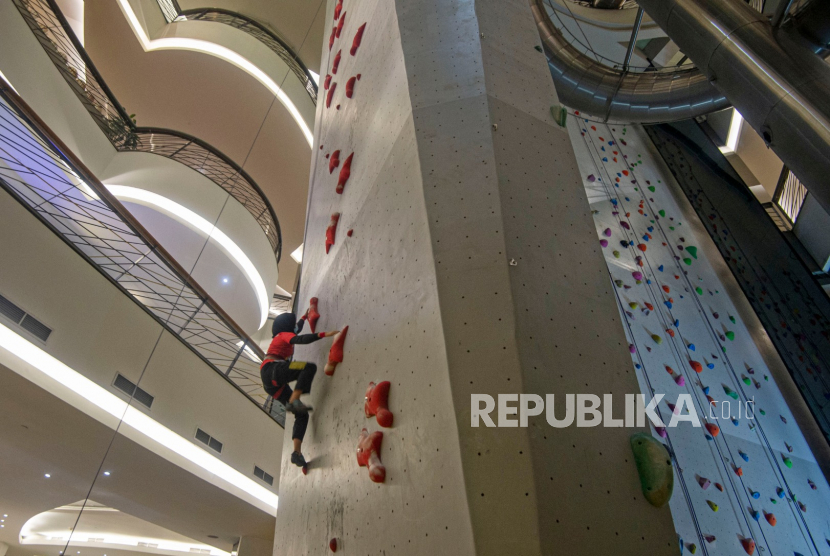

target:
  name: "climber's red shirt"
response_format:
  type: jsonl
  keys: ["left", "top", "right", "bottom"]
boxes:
{"left": 263, "top": 331, "right": 326, "bottom": 364}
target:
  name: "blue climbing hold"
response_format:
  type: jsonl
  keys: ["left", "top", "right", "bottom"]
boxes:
{"left": 688, "top": 344, "right": 696, "bottom": 351}
{"left": 740, "top": 451, "right": 749, "bottom": 462}
{"left": 707, "top": 363, "right": 715, "bottom": 369}
{"left": 658, "top": 265, "right": 664, "bottom": 272}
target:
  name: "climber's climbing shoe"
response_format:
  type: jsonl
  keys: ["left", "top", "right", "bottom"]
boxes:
{"left": 291, "top": 451, "right": 307, "bottom": 468}
{"left": 285, "top": 400, "right": 313, "bottom": 414}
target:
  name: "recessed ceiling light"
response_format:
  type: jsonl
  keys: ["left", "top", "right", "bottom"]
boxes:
{"left": 2, "top": 514, "right": 7, "bottom": 517}
{"left": 44, "top": 474, "right": 51, "bottom": 478}
{"left": 103, "top": 471, "right": 111, "bottom": 476}
{"left": 222, "top": 278, "right": 229, "bottom": 284}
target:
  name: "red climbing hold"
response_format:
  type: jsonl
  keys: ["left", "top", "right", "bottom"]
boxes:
{"left": 324, "top": 74, "right": 332, "bottom": 90}
{"left": 329, "top": 150, "right": 341, "bottom": 174}
{"left": 325, "top": 213, "right": 340, "bottom": 254}
{"left": 347, "top": 229, "right": 353, "bottom": 237}
{"left": 332, "top": 50, "right": 342, "bottom": 75}
{"left": 740, "top": 538, "right": 756, "bottom": 555}
{"left": 350, "top": 23, "right": 366, "bottom": 56}
{"left": 328, "top": 27, "right": 336, "bottom": 51}
{"left": 637, "top": 244, "right": 647, "bottom": 252}
{"left": 325, "top": 326, "right": 348, "bottom": 375}
{"left": 662, "top": 285, "right": 670, "bottom": 293}
{"left": 365, "top": 381, "right": 393, "bottom": 427}
{"left": 704, "top": 423, "right": 720, "bottom": 437}
{"left": 326, "top": 82, "right": 337, "bottom": 108}
{"left": 690, "top": 360, "right": 703, "bottom": 373}
{"left": 734, "top": 466, "right": 743, "bottom": 477}
{"left": 333, "top": 0, "right": 342, "bottom": 20}
{"left": 336, "top": 11, "right": 346, "bottom": 38}
{"left": 764, "top": 512, "right": 776, "bottom": 526}
{"left": 346, "top": 76, "right": 357, "bottom": 98}
{"left": 307, "top": 297, "right": 320, "bottom": 333}
{"left": 337, "top": 153, "right": 353, "bottom": 194}
{"left": 356, "top": 427, "right": 385, "bottom": 483}
{"left": 329, "top": 538, "right": 338, "bottom": 553}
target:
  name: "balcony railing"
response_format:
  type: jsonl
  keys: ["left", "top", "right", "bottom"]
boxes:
{"left": 773, "top": 166, "right": 808, "bottom": 225}
{"left": 0, "top": 84, "right": 284, "bottom": 426}
{"left": 173, "top": 6, "right": 318, "bottom": 106}
{"left": 12, "top": 0, "right": 282, "bottom": 259}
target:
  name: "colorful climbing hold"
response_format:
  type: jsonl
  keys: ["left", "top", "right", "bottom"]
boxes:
{"left": 630, "top": 433, "right": 673, "bottom": 508}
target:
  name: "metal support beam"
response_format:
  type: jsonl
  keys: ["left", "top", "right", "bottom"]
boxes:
{"left": 622, "top": 7, "right": 644, "bottom": 71}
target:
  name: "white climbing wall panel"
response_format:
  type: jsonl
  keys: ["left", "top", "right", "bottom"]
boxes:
{"left": 273, "top": 0, "right": 678, "bottom": 554}
{"left": 568, "top": 118, "right": 830, "bottom": 556}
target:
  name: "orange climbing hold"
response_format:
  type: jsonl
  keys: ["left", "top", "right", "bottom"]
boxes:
{"left": 337, "top": 153, "right": 354, "bottom": 194}
{"left": 335, "top": 11, "right": 346, "bottom": 38}
{"left": 690, "top": 360, "right": 703, "bottom": 373}
{"left": 740, "top": 538, "right": 756, "bottom": 555}
{"left": 325, "top": 213, "right": 340, "bottom": 254}
{"left": 307, "top": 297, "right": 320, "bottom": 333}
{"left": 350, "top": 23, "right": 367, "bottom": 56}
{"left": 329, "top": 150, "right": 341, "bottom": 174}
{"left": 325, "top": 326, "right": 349, "bottom": 375}
{"left": 662, "top": 285, "right": 670, "bottom": 293}
{"left": 365, "top": 381, "right": 393, "bottom": 427}
{"left": 705, "top": 423, "right": 720, "bottom": 437}
{"left": 764, "top": 512, "right": 776, "bottom": 526}
{"left": 637, "top": 244, "right": 647, "bottom": 252}
{"left": 356, "top": 427, "right": 386, "bottom": 483}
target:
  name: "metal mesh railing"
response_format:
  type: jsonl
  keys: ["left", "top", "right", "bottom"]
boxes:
{"left": 0, "top": 85, "right": 284, "bottom": 427}
{"left": 178, "top": 8, "right": 318, "bottom": 105}
{"left": 12, "top": 0, "right": 282, "bottom": 259}
{"left": 773, "top": 167, "right": 808, "bottom": 224}
{"left": 156, "top": 0, "right": 181, "bottom": 23}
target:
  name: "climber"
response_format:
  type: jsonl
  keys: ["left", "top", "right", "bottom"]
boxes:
{"left": 261, "top": 312, "right": 339, "bottom": 468}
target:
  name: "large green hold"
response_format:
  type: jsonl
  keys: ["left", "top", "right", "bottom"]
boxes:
{"left": 686, "top": 246, "right": 698, "bottom": 259}
{"left": 684, "top": 258, "right": 693, "bottom": 266}
{"left": 630, "top": 433, "right": 674, "bottom": 507}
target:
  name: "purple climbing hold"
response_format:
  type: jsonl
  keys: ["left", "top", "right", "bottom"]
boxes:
{"left": 587, "top": 174, "right": 596, "bottom": 182}
{"left": 629, "top": 344, "right": 636, "bottom": 354}
{"left": 632, "top": 271, "right": 643, "bottom": 281}
{"left": 603, "top": 228, "right": 612, "bottom": 237}
{"left": 600, "top": 239, "right": 609, "bottom": 247}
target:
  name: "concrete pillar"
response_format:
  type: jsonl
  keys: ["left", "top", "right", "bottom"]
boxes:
{"left": 274, "top": 0, "right": 676, "bottom": 554}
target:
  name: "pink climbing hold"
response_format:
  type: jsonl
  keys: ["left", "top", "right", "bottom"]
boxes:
{"left": 307, "top": 297, "right": 320, "bottom": 333}
{"left": 632, "top": 271, "right": 643, "bottom": 281}
{"left": 698, "top": 477, "right": 711, "bottom": 490}
{"left": 325, "top": 326, "right": 349, "bottom": 375}
{"left": 629, "top": 344, "right": 636, "bottom": 354}
{"left": 326, "top": 82, "right": 337, "bottom": 108}
{"left": 675, "top": 375, "right": 685, "bottom": 386}
{"left": 329, "top": 150, "right": 341, "bottom": 174}
{"left": 346, "top": 76, "right": 357, "bottom": 98}
{"left": 350, "top": 23, "right": 366, "bottom": 56}
{"left": 332, "top": 50, "right": 342, "bottom": 75}
{"left": 356, "top": 427, "right": 385, "bottom": 483}
{"left": 655, "top": 426, "right": 667, "bottom": 438}
{"left": 337, "top": 153, "right": 354, "bottom": 194}
{"left": 329, "top": 538, "right": 338, "bottom": 552}
{"left": 325, "top": 213, "right": 340, "bottom": 254}
{"left": 365, "top": 381, "right": 393, "bottom": 427}
{"left": 335, "top": 11, "right": 346, "bottom": 38}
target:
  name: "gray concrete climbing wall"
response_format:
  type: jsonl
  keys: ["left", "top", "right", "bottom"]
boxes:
{"left": 272, "top": 0, "right": 676, "bottom": 554}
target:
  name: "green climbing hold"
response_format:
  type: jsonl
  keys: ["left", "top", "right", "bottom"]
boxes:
{"left": 684, "top": 258, "right": 693, "bottom": 266}
{"left": 613, "top": 250, "right": 620, "bottom": 258}
{"left": 669, "top": 226, "right": 675, "bottom": 230}
{"left": 783, "top": 457, "right": 793, "bottom": 468}
{"left": 686, "top": 246, "right": 698, "bottom": 259}
{"left": 695, "top": 286, "right": 703, "bottom": 295}
{"left": 759, "top": 409, "right": 766, "bottom": 415}
{"left": 729, "top": 315, "right": 736, "bottom": 324}
{"left": 651, "top": 334, "right": 663, "bottom": 345}
{"left": 742, "top": 376, "right": 751, "bottom": 386}
{"left": 534, "top": 45, "right": 543, "bottom": 53}
{"left": 648, "top": 186, "right": 656, "bottom": 192}
{"left": 659, "top": 210, "right": 666, "bottom": 217}
{"left": 630, "top": 433, "right": 673, "bottom": 508}
{"left": 630, "top": 302, "right": 639, "bottom": 310}
{"left": 550, "top": 105, "right": 567, "bottom": 127}
{"left": 725, "top": 331, "right": 735, "bottom": 341}
{"left": 615, "top": 280, "right": 623, "bottom": 287}
{"left": 723, "top": 386, "right": 739, "bottom": 400}
{"left": 689, "top": 543, "right": 697, "bottom": 554}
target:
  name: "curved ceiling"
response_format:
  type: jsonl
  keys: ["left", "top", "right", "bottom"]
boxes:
{"left": 85, "top": 0, "right": 323, "bottom": 292}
